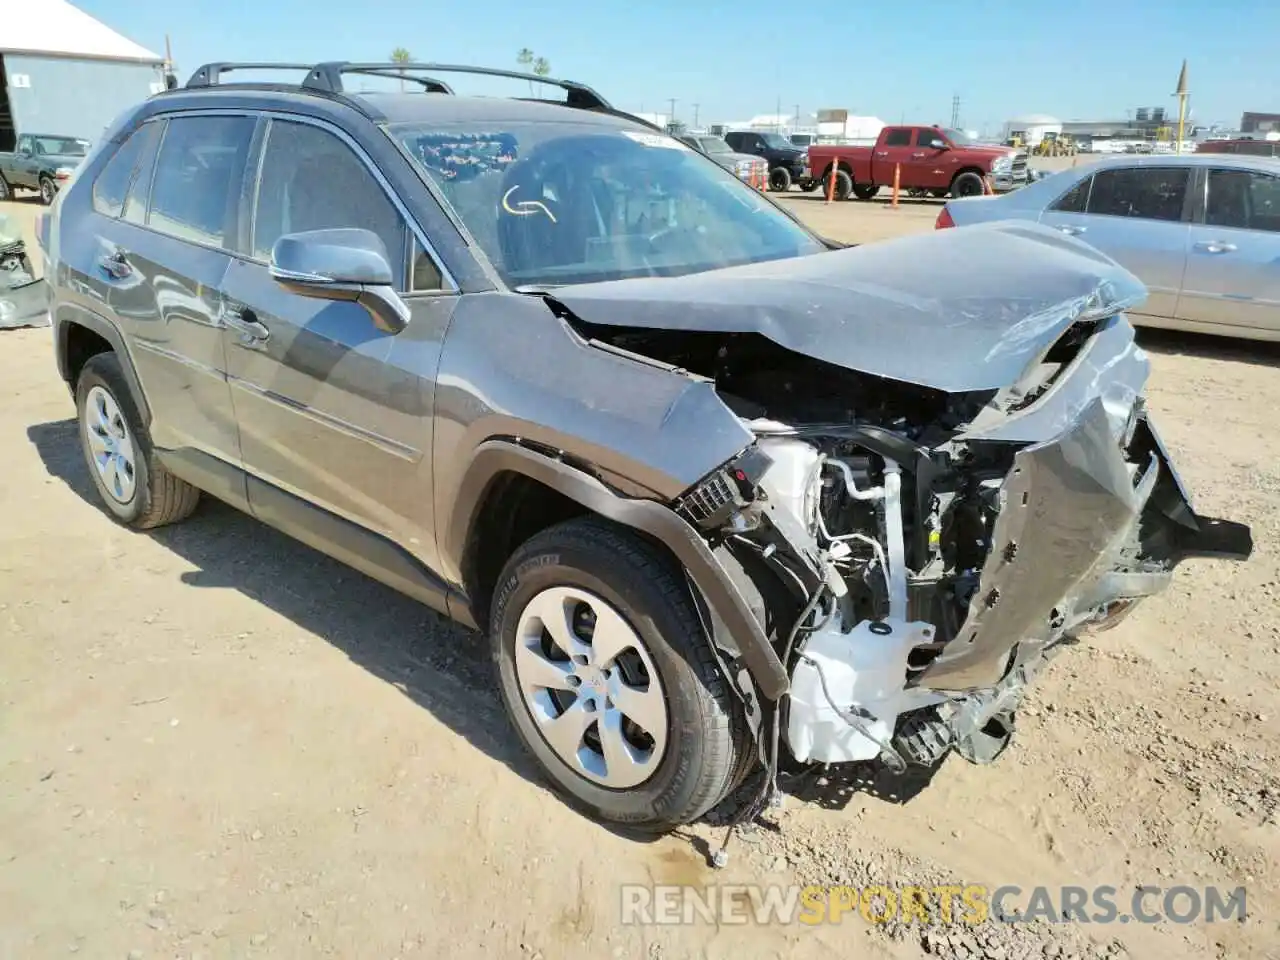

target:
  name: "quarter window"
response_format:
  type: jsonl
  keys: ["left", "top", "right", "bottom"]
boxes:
{"left": 1206, "top": 168, "right": 1280, "bottom": 233}
{"left": 251, "top": 119, "right": 441, "bottom": 292}
{"left": 1051, "top": 176, "right": 1091, "bottom": 213}
{"left": 92, "top": 124, "right": 156, "bottom": 219}
{"left": 148, "top": 115, "right": 256, "bottom": 247}
{"left": 1085, "top": 167, "right": 1189, "bottom": 222}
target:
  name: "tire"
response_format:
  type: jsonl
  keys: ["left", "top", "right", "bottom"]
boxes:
{"left": 0, "top": 176, "right": 11, "bottom": 202}
{"left": 75, "top": 353, "right": 200, "bottom": 529}
{"left": 825, "top": 168, "right": 853, "bottom": 201}
{"left": 852, "top": 182, "right": 879, "bottom": 200}
{"left": 490, "top": 516, "right": 750, "bottom": 832}
{"left": 951, "top": 171, "right": 985, "bottom": 198}
{"left": 38, "top": 176, "right": 56, "bottom": 205}
{"left": 768, "top": 166, "right": 792, "bottom": 192}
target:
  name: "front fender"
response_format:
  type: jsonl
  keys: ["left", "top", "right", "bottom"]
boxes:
{"left": 445, "top": 440, "right": 790, "bottom": 700}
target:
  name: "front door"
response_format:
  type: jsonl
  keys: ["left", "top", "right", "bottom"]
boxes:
{"left": 1177, "top": 166, "right": 1280, "bottom": 335}
{"left": 220, "top": 115, "right": 456, "bottom": 571}
{"left": 910, "top": 128, "right": 953, "bottom": 189}
{"left": 1039, "top": 164, "right": 1192, "bottom": 320}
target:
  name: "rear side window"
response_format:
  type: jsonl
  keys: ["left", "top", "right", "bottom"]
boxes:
{"left": 1051, "top": 176, "right": 1091, "bottom": 213}
{"left": 92, "top": 123, "right": 157, "bottom": 218}
{"left": 1206, "top": 168, "right": 1280, "bottom": 233}
{"left": 884, "top": 128, "right": 912, "bottom": 147}
{"left": 251, "top": 118, "right": 440, "bottom": 291}
{"left": 148, "top": 115, "right": 256, "bottom": 248}
{"left": 1086, "top": 167, "right": 1189, "bottom": 222}
{"left": 122, "top": 123, "right": 163, "bottom": 224}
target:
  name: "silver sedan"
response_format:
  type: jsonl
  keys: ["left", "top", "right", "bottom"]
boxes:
{"left": 937, "top": 154, "right": 1280, "bottom": 341}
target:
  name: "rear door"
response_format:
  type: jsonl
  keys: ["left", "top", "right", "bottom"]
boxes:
{"left": 1177, "top": 165, "right": 1280, "bottom": 334}
{"left": 1039, "top": 164, "right": 1192, "bottom": 319}
{"left": 219, "top": 113, "right": 456, "bottom": 563}
{"left": 99, "top": 112, "right": 257, "bottom": 465}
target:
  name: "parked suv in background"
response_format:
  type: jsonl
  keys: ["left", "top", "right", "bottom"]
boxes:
{"left": 43, "top": 60, "right": 1249, "bottom": 836}
{"left": 723, "top": 130, "right": 815, "bottom": 192}
{"left": 675, "top": 134, "right": 768, "bottom": 184}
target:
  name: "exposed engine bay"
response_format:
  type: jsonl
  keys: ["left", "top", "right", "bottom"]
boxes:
{"left": 545, "top": 222, "right": 1254, "bottom": 824}
{"left": 569, "top": 313, "right": 1255, "bottom": 783}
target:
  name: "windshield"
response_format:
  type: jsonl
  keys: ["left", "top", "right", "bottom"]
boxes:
{"left": 33, "top": 136, "right": 89, "bottom": 157}
{"left": 391, "top": 121, "right": 824, "bottom": 288}
{"left": 758, "top": 133, "right": 793, "bottom": 150}
{"left": 699, "top": 137, "right": 732, "bottom": 154}
{"left": 941, "top": 128, "right": 977, "bottom": 146}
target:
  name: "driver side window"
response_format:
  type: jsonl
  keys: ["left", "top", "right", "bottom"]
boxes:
{"left": 17, "top": 135, "right": 32, "bottom": 154}
{"left": 251, "top": 118, "right": 443, "bottom": 292}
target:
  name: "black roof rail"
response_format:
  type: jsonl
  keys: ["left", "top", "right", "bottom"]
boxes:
{"left": 185, "top": 62, "right": 319, "bottom": 88}
{"left": 340, "top": 68, "right": 454, "bottom": 94}
{"left": 305, "top": 61, "right": 612, "bottom": 110}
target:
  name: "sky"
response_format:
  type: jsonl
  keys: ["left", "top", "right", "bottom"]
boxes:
{"left": 79, "top": 0, "right": 1276, "bottom": 135}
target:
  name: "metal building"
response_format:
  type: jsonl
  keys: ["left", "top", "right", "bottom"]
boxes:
{"left": 0, "top": 0, "right": 167, "bottom": 151}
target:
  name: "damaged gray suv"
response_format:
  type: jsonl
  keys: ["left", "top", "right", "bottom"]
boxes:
{"left": 44, "top": 61, "right": 1252, "bottom": 833}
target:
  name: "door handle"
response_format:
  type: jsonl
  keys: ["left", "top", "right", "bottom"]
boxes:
{"left": 98, "top": 249, "right": 131, "bottom": 280}
{"left": 1057, "top": 225, "right": 1087, "bottom": 236}
{"left": 911, "top": 152, "right": 927, "bottom": 158}
{"left": 1195, "top": 240, "right": 1237, "bottom": 254}
{"left": 875, "top": 151, "right": 889, "bottom": 157}
{"left": 222, "top": 302, "right": 270, "bottom": 341}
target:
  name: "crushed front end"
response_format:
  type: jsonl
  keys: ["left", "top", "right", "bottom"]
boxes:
{"left": 670, "top": 312, "right": 1251, "bottom": 777}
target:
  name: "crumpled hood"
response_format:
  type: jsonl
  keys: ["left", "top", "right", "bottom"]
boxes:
{"left": 548, "top": 220, "right": 1147, "bottom": 394}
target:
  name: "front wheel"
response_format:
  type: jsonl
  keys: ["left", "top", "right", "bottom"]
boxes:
{"left": 490, "top": 517, "right": 750, "bottom": 832}
{"left": 768, "top": 166, "right": 792, "bottom": 192}
{"left": 38, "top": 176, "right": 57, "bottom": 205}
{"left": 951, "top": 171, "right": 985, "bottom": 198}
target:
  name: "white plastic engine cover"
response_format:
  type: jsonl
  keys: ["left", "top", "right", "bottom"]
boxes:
{"left": 788, "top": 617, "right": 937, "bottom": 764}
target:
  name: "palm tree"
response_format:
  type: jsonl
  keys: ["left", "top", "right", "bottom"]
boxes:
{"left": 390, "top": 47, "right": 412, "bottom": 93}
{"left": 516, "top": 50, "right": 551, "bottom": 96}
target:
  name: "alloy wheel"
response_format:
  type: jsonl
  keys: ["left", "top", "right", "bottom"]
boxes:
{"left": 83, "top": 385, "right": 137, "bottom": 504}
{"left": 513, "top": 586, "right": 668, "bottom": 788}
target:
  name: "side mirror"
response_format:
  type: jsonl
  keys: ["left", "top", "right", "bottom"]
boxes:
{"left": 930, "top": 139, "right": 948, "bottom": 150}
{"left": 270, "top": 228, "right": 410, "bottom": 334}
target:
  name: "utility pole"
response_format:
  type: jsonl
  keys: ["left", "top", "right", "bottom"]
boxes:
{"left": 692, "top": 103, "right": 700, "bottom": 128}
{"left": 950, "top": 94, "right": 961, "bottom": 129}
{"left": 1173, "top": 59, "right": 1189, "bottom": 154}
{"left": 776, "top": 95, "right": 782, "bottom": 132}
{"left": 794, "top": 104, "right": 801, "bottom": 131}
{"left": 667, "top": 98, "right": 677, "bottom": 125}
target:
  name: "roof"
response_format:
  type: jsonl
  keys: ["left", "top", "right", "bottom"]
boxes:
{"left": 0, "top": 0, "right": 162, "bottom": 63}
{"left": 357, "top": 92, "right": 642, "bottom": 127}
{"left": 1085, "top": 153, "right": 1280, "bottom": 171}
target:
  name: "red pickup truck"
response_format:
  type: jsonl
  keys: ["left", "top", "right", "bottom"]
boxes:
{"left": 806, "top": 125, "right": 1028, "bottom": 201}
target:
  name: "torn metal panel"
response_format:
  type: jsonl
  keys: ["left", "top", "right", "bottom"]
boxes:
{"left": 546, "top": 221, "right": 1148, "bottom": 393}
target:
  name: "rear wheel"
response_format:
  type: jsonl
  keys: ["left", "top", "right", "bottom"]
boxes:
{"left": 75, "top": 353, "right": 200, "bottom": 528}
{"left": 951, "top": 171, "right": 985, "bottom": 198}
{"left": 824, "top": 168, "right": 853, "bottom": 201}
{"left": 490, "top": 517, "right": 750, "bottom": 832}
{"left": 768, "top": 166, "right": 792, "bottom": 192}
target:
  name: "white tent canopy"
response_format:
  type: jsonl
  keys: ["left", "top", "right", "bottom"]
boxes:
{"left": 0, "top": 0, "right": 162, "bottom": 63}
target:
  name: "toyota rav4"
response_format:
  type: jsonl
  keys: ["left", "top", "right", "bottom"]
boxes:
{"left": 42, "top": 60, "right": 1252, "bottom": 834}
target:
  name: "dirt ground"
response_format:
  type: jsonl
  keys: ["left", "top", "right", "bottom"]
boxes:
{"left": 2, "top": 184, "right": 1278, "bottom": 960}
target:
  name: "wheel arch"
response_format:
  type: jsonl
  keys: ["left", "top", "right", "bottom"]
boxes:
{"left": 55, "top": 307, "right": 151, "bottom": 426}
{"left": 446, "top": 440, "right": 790, "bottom": 700}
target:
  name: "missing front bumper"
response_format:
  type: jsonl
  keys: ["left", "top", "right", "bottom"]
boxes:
{"left": 914, "top": 397, "right": 1252, "bottom": 693}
